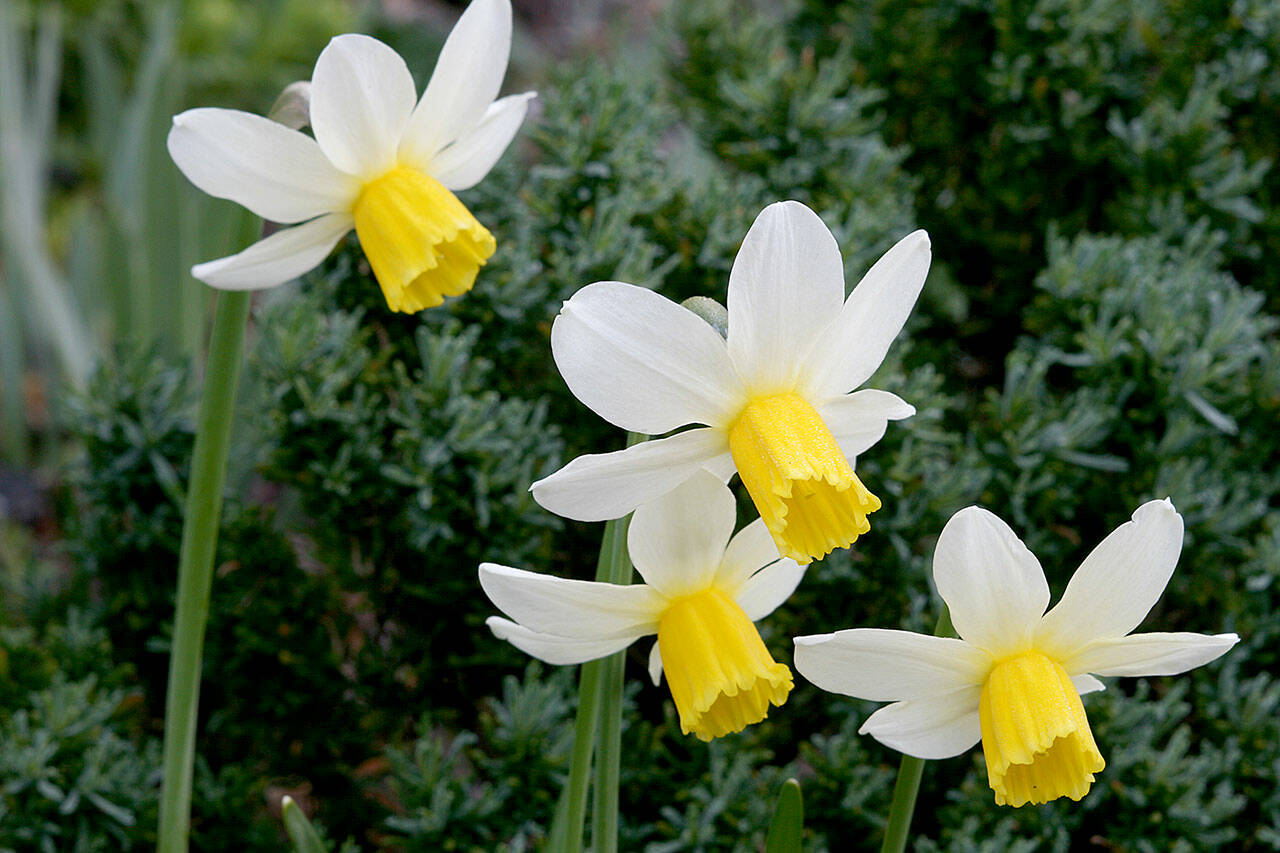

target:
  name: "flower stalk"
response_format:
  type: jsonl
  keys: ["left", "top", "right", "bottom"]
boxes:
{"left": 157, "top": 289, "right": 251, "bottom": 853}
{"left": 591, "top": 504, "right": 632, "bottom": 853}
{"left": 563, "top": 511, "right": 631, "bottom": 853}
{"left": 880, "top": 606, "right": 954, "bottom": 853}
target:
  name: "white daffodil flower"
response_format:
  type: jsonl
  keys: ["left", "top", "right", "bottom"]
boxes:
{"left": 167, "top": 0, "right": 533, "bottom": 313}
{"left": 793, "top": 500, "right": 1239, "bottom": 807}
{"left": 529, "top": 201, "right": 930, "bottom": 565}
{"left": 481, "top": 471, "right": 805, "bottom": 741}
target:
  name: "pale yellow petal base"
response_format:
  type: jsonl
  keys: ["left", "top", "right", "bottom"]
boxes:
{"left": 728, "top": 393, "right": 880, "bottom": 564}
{"left": 979, "top": 651, "right": 1105, "bottom": 807}
{"left": 657, "top": 588, "right": 792, "bottom": 741}
{"left": 352, "top": 166, "right": 496, "bottom": 313}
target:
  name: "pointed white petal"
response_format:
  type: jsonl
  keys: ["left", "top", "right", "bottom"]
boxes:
{"left": 530, "top": 427, "right": 731, "bottom": 521}
{"left": 168, "top": 109, "right": 358, "bottom": 223}
{"left": 793, "top": 629, "right": 989, "bottom": 701}
{"left": 703, "top": 452, "right": 738, "bottom": 483}
{"left": 400, "top": 0, "right": 513, "bottom": 166}
{"left": 714, "top": 518, "right": 783, "bottom": 592}
{"left": 933, "top": 507, "right": 1050, "bottom": 658}
{"left": 1072, "top": 674, "right": 1105, "bottom": 695}
{"left": 858, "top": 687, "right": 983, "bottom": 760}
{"left": 817, "top": 389, "right": 916, "bottom": 459}
{"left": 529, "top": 425, "right": 732, "bottom": 517}
{"left": 1062, "top": 631, "right": 1239, "bottom": 678}
{"left": 1037, "top": 499, "right": 1185, "bottom": 658}
{"left": 430, "top": 92, "right": 535, "bottom": 190}
{"left": 487, "top": 617, "right": 637, "bottom": 665}
{"left": 734, "top": 559, "right": 805, "bottom": 621}
{"left": 648, "top": 640, "right": 663, "bottom": 685}
{"left": 479, "top": 563, "right": 664, "bottom": 639}
{"left": 309, "top": 34, "right": 416, "bottom": 176}
{"left": 190, "top": 213, "right": 353, "bottom": 290}
{"left": 801, "top": 230, "right": 931, "bottom": 398}
{"left": 726, "top": 201, "right": 845, "bottom": 393}
{"left": 627, "top": 471, "right": 736, "bottom": 597}
{"left": 551, "top": 282, "right": 746, "bottom": 433}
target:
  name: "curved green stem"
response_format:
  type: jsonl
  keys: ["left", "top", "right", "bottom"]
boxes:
{"left": 157, "top": 290, "right": 251, "bottom": 853}
{"left": 879, "top": 605, "right": 955, "bottom": 853}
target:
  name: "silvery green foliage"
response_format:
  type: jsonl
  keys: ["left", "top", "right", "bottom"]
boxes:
{"left": 383, "top": 665, "right": 575, "bottom": 851}
{"left": 0, "top": 612, "right": 156, "bottom": 852}
{"left": 0, "top": 675, "right": 157, "bottom": 852}
{"left": 251, "top": 279, "right": 566, "bottom": 722}
{"left": 798, "top": 0, "right": 1280, "bottom": 339}
{"left": 0, "top": 611, "right": 280, "bottom": 852}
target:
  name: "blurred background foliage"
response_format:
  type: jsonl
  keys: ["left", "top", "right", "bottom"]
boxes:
{"left": 0, "top": 0, "right": 1277, "bottom": 849}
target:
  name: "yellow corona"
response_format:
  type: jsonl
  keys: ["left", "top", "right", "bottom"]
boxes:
{"left": 353, "top": 167, "right": 495, "bottom": 312}
{"left": 979, "top": 652, "right": 1105, "bottom": 806}
{"left": 730, "top": 393, "right": 881, "bottom": 564}
{"left": 658, "top": 588, "right": 793, "bottom": 740}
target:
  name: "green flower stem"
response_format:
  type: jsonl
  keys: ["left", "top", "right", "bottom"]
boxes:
{"left": 561, "top": 434, "right": 642, "bottom": 853}
{"left": 591, "top": 649, "right": 624, "bottom": 853}
{"left": 881, "top": 754, "right": 925, "bottom": 853}
{"left": 157, "top": 289, "right": 252, "bottom": 853}
{"left": 562, "top": 656, "right": 602, "bottom": 853}
{"left": 879, "top": 605, "right": 956, "bottom": 853}
{"left": 561, "top": 517, "right": 624, "bottom": 853}
{"left": 591, "top": 504, "right": 633, "bottom": 853}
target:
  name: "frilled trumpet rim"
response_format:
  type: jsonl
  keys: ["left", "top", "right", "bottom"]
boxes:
{"left": 979, "top": 651, "right": 1105, "bottom": 806}
{"left": 353, "top": 166, "right": 496, "bottom": 313}
{"left": 728, "top": 392, "right": 880, "bottom": 565}
{"left": 657, "top": 587, "right": 792, "bottom": 741}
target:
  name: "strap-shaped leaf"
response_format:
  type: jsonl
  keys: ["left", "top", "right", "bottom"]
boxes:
{"left": 765, "top": 778, "right": 804, "bottom": 853}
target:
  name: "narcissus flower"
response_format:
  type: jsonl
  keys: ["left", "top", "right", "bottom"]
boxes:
{"left": 530, "top": 201, "right": 930, "bottom": 564}
{"left": 167, "top": 0, "right": 533, "bottom": 312}
{"left": 793, "top": 501, "right": 1238, "bottom": 807}
{"left": 481, "top": 471, "right": 804, "bottom": 741}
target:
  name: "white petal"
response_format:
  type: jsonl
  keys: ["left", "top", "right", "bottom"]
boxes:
{"left": 801, "top": 230, "right": 931, "bottom": 399}
{"left": 168, "top": 109, "right": 357, "bottom": 223}
{"left": 1061, "top": 632, "right": 1239, "bottom": 678}
{"left": 478, "top": 563, "right": 664, "bottom": 639}
{"left": 487, "top": 617, "right": 636, "bottom": 665}
{"left": 1037, "top": 499, "right": 1185, "bottom": 658}
{"left": 726, "top": 201, "right": 845, "bottom": 393}
{"left": 858, "top": 687, "right": 983, "bottom": 760}
{"left": 648, "top": 640, "right": 663, "bottom": 685}
{"left": 309, "top": 34, "right": 416, "bottom": 177}
{"left": 932, "top": 507, "right": 1050, "bottom": 658}
{"left": 817, "top": 389, "right": 916, "bottom": 459}
{"left": 1072, "top": 674, "right": 1105, "bottom": 695}
{"left": 793, "top": 629, "right": 989, "bottom": 701}
{"left": 530, "top": 427, "right": 730, "bottom": 521}
{"left": 714, "top": 518, "right": 783, "bottom": 592}
{"left": 704, "top": 452, "right": 739, "bottom": 483}
{"left": 190, "top": 213, "right": 353, "bottom": 290}
{"left": 626, "top": 470, "right": 735, "bottom": 597}
{"left": 399, "top": 0, "right": 513, "bottom": 166}
{"left": 734, "top": 559, "right": 805, "bottom": 621}
{"left": 552, "top": 282, "right": 745, "bottom": 433}
{"left": 431, "top": 92, "right": 535, "bottom": 190}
